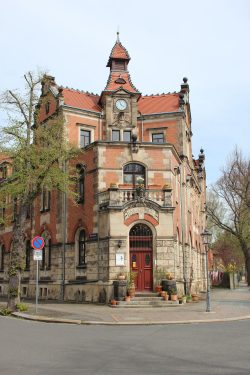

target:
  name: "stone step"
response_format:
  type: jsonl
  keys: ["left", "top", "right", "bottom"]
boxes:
{"left": 113, "top": 300, "right": 181, "bottom": 308}
{"left": 135, "top": 292, "right": 159, "bottom": 298}
{"left": 132, "top": 296, "right": 164, "bottom": 301}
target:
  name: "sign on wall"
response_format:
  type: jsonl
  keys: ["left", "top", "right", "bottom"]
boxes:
{"left": 116, "top": 253, "right": 125, "bottom": 266}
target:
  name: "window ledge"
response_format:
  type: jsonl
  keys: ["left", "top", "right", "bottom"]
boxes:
{"left": 76, "top": 264, "right": 87, "bottom": 269}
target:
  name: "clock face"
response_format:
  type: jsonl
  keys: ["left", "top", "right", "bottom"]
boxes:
{"left": 115, "top": 99, "right": 127, "bottom": 111}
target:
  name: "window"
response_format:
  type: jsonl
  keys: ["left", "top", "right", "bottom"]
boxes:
{"left": 41, "top": 238, "right": 51, "bottom": 270}
{"left": 78, "top": 230, "right": 86, "bottom": 266}
{"left": 45, "top": 102, "right": 50, "bottom": 114}
{"left": 123, "top": 130, "right": 131, "bottom": 142}
{"left": 40, "top": 188, "right": 50, "bottom": 212}
{"left": 0, "top": 206, "right": 5, "bottom": 226}
{"left": 152, "top": 133, "right": 164, "bottom": 143}
{"left": 123, "top": 163, "right": 146, "bottom": 186}
{"left": 0, "top": 245, "right": 4, "bottom": 271}
{"left": 25, "top": 241, "right": 31, "bottom": 271}
{"left": 112, "top": 130, "right": 120, "bottom": 141}
{"left": 0, "top": 165, "right": 7, "bottom": 180}
{"left": 76, "top": 164, "right": 85, "bottom": 204}
{"left": 26, "top": 203, "right": 31, "bottom": 219}
{"left": 80, "top": 130, "right": 91, "bottom": 148}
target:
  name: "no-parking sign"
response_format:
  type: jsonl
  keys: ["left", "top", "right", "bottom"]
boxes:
{"left": 31, "top": 236, "right": 45, "bottom": 250}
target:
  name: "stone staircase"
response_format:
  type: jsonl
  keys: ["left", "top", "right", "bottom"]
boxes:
{"left": 113, "top": 292, "right": 182, "bottom": 308}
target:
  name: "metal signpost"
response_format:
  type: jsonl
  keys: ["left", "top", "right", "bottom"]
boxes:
{"left": 31, "top": 236, "right": 45, "bottom": 313}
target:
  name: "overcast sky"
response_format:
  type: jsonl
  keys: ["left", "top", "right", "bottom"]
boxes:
{"left": 0, "top": 0, "right": 249, "bottom": 185}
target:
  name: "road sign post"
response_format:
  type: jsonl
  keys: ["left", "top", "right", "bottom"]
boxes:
{"left": 31, "top": 236, "right": 45, "bottom": 313}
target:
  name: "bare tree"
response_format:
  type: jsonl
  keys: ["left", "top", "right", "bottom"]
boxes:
{"left": 0, "top": 71, "right": 79, "bottom": 310}
{"left": 207, "top": 148, "right": 250, "bottom": 285}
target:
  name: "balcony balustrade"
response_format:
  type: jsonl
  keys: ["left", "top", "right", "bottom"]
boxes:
{"left": 98, "top": 187, "right": 172, "bottom": 208}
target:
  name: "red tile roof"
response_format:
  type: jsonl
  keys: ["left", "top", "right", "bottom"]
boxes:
{"left": 107, "top": 41, "right": 130, "bottom": 66}
{"left": 62, "top": 88, "right": 101, "bottom": 112}
{"left": 103, "top": 72, "right": 140, "bottom": 93}
{"left": 138, "top": 94, "right": 179, "bottom": 115}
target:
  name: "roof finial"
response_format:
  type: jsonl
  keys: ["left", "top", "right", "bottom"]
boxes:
{"left": 117, "top": 26, "right": 120, "bottom": 42}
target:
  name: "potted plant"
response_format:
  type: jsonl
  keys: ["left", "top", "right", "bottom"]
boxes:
{"left": 181, "top": 295, "right": 187, "bottom": 304}
{"left": 186, "top": 295, "right": 192, "bottom": 303}
{"left": 127, "top": 270, "right": 137, "bottom": 298}
{"left": 163, "top": 292, "right": 169, "bottom": 301}
{"left": 155, "top": 268, "right": 165, "bottom": 294}
{"left": 117, "top": 271, "right": 126, "bottom": 280}
{"left": 170, "top": 289, "right": 178, "bottom": 301}
{"left": 125, "top": 295, "right": 131, "bottom": 302}
{"left": 165, "top": 272, "right": 174, "bottom": 280}
{"left": 191, "top": 293, "right": 199, "bottom": 302}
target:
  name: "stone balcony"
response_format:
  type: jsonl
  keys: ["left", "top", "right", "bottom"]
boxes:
{"left": 98, "top": 186, "right": 172, "bottom": 209}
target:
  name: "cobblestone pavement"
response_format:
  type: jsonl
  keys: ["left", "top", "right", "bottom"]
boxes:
{"left": 1, "top": 283, "right": 250, "bottom": 325}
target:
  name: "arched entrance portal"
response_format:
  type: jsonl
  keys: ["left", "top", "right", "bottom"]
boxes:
{"left": 129, "top": 223, "right": 153, "bottom": 292}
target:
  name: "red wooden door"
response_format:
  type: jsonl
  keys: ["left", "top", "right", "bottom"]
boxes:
{"left": 129, "top": 224, "right": 153, "bottom": 292}
{"left": 130, "top": 251, "right": 153, "bottom": 291}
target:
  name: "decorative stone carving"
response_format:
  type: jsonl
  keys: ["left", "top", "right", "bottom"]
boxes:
{"left": 124, "top": 205, "right": 159, "bottom": 222}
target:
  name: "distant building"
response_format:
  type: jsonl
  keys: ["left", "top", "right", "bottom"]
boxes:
{"left": 0, "top": 35, "right": 207, "bottom": 302}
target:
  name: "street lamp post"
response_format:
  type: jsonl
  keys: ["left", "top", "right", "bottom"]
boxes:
{"left": 201, "top": 229, "right": 212, "bottom": 312}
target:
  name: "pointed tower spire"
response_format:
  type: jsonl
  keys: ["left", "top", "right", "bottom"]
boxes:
{"left": 106, "top": 34, "right": 130, "bottom": 70}
{"left": 116, "top": 27, "right": 120, "bottom": 43}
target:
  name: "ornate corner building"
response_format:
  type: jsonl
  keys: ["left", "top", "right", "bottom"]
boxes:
{"left": 0, "top": 35, "right": 207, "bottom": 302}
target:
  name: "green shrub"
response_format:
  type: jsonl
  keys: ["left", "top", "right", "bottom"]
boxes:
{"left": 0, "top": 307, "right": 12, "bottom": 316}
{"left": 16, "top": 303, "right": 28, "bottom": 312}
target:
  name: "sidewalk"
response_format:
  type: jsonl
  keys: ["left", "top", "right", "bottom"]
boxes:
{"left": 6, "top": 282, "right": 250, "bottom": 325}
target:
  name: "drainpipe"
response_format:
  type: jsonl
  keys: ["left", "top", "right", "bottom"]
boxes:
{"left": 61, "top": 160, "right": 67, "bottom": 301}
{"left": 139, "top": 111, "right": 144, "bottom": 142}
{"left": 179, "top": 163, "right": 187, "bottom": 294}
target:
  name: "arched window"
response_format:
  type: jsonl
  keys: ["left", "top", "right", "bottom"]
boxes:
{"left": 40, "top": 234, "right": 52, "bottom": 271}
{"left": 76, "top": 164, "right": 85, "bottom": 204}
{"left": 0, "top": 244, "right": 5, "bottom": 271}
{"left": 25, "top": 241, "right": 31, "bottom": 271}
{"left": 78, "top": 230, "right": 86, "bottom": 266}
{"left": 123, "top": 163, "right": 145, "bottom": 186}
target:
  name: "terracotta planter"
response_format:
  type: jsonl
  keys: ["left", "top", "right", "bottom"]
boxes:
{"left": 111, "top": 299, "right": 117, "bottom": 306}
{"left": 125, "top": 296, "right": 131, "bottom": 302}
{"left": 160, "top": 291, "right": 166, "bottom": 298}
{"left": 192, "top": 294, "right": 199, "bottom": 302}
{"left": 118, "top": 275, "right": 126, "bottom": 280}
{"left": 128, "top": 286, "right": 136, "bottom": 298}
{"left": 163, "top": 293, "right": 169, "bottom": 301}
{"left": 155, "top": 285, "right": 162, "bottom": 294}
{"left": 171, "top": 294, "right": 178, "bottom": 301}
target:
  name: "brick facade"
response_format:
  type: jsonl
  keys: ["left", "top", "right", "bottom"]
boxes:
{"left": 0, "top": 36, "right": 207, "bottom": 302}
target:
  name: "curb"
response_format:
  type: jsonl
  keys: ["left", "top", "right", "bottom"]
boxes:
{"left": 12, "top": 312, "right": 250, "bottom": 326}
{"left": 12, "top": 312, "right": 81, "bottom": 325}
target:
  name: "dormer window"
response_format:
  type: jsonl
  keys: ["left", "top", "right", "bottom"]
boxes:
{"left": 113, "top": 60, "right": 126, "bottom": 71}
{"left": 152, "top": 133, "right": 164, "bottom": 143}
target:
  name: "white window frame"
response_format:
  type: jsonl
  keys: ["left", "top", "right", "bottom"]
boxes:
{"left": 77, "top": 124, "right": 95, "bottom": 149}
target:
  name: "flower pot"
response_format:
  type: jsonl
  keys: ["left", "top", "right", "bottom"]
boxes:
{"left": 118, "top": 275, "right": 126, "bottom": 280}
{"left": 111, "top": 299, "right": 117, "bottom": 306}
{"left": 128, "top": 285, "right": 136, "bottom": 298}
{"left": 192, "top": 294, "right": 199, "bottom": 302}
{"left": 155, "top": 285, "right": 162, "bottom": 294}
{"left": 125, "top": 296, "right": 131, "bottom": 302}
{"left": 163, "top": 293, "right": 169, "bottom": 301}
{"left": 171, "top": 294, "right": 178, "bottom": 301}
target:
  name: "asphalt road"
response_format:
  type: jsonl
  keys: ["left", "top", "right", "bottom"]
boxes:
{"left": 0, "top": 316, "right": 250, "bottom": 375}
